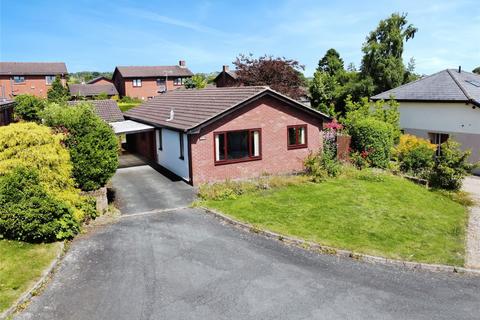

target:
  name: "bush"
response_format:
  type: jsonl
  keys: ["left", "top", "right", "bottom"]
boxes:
{"left": 428, "top": 141, "right": 473, "bottom": 190}
{"left": 42, "top": 103, "right": 118, "bottom": 191}
{"left": 304, "top": 150, "right": 342, "bottom": 182}
{"left": 119, "top": 96, "right": 142, "bottom": 103}
{"left": 348, "top": 118, "right": 394, "bottom": 168}
{"left": 0, "top": 122, "right": 95, "bottom": 224}
{"left": 14, "top": 94, "right": 47, "bottom": 122}
{"left": 47, "top": 76, "right": 70, "bottom": 103}
{"left": 395, "top": 134, "right": 436, "bottom": 177}
{"left": 0, "top": 167, "right": 79, "bottom": 242}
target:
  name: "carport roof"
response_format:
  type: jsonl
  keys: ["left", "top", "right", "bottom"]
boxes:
{"left": 110, "top": 120, "right": 154, "bottom": 134}
{"left": 124, "top": 86, "right": 330, "bottom": 133}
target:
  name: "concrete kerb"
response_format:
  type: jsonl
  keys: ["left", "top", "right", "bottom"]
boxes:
{"left": 0, "top": 241, "right": 66, "bottom": 320}
{"left": 200, "top": 207, "right": 480, "bottom": 276}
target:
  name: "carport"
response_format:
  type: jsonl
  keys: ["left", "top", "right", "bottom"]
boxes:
{"left": 110, "top": 120, "right": 155, "bottom": 168}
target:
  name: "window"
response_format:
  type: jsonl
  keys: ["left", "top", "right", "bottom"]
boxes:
{"left": 429, "top": 132, "right": 449, "bottom": 156}
{"left": 173, "top": 77, "right": 183, "bottom": 86}
{"left": 157, "top": 129, "right": 163, "bottom": 151}
{"left": 179, "top": 132, "right": 184, "bottom": 160}
{"left": 214, "top": 129, "right": 261, "bottom": 164}
{"left": 132, "top": 79, "right": 142, "bottom": 87}
{"left": 287, "top": 125, "right": 307, "bottom": 149}
{"left": 13, "top": 76, "right": 25, "bottom": 84}
{"left": 45, "top": 75, "right": 55, "bottom": 85}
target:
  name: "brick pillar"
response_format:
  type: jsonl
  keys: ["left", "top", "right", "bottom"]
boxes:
{"left": 336, "top": 135, "right": 351, "bottom": 162}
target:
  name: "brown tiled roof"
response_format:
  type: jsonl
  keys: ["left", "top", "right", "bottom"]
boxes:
{"left": 124, "top": 86, "right": 329, "bottom": 132}
{"left": 0, "top": 62, "right": 67, "bottom": 75}
{"left": 68, "top": 100, "right": 124, "bottom": 123}
{"left": 69, "top": 83, "right": 118, "bottom": 97}
{"left": 115, "top": 66, "right": 193, "bottom": 78}
{"left": 86, "top": 76, "right": 112, "bottom": 84}
{"left": 372, "top": 69, "right": 480, "bottom": 107}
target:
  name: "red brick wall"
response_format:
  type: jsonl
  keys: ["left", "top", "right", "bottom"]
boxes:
{"left": 122, "top": 77, "right": 188, "bottom": 99}
{"left": 190, "top": 96, "right": 324, "bottom": 185}
{"left": 0, "top": 75, "right": 66, "bottom": 98}
{"left": 126, "top": 131, "right": 156, "bottom": 161}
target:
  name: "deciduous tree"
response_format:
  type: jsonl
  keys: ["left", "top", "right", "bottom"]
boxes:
{"left": 233, "top": 54, "right": 306, "bottom": 99}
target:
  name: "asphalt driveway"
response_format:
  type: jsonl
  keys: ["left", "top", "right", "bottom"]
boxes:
{"left": 15, "top": 168, "right": 480, "bottom": 319}
{"left": 111, "top": 165, "right": 195, "bottom": 214}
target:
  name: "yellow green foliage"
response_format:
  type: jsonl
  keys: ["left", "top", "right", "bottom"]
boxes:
{"left": 395, "top": 134, "right": 436, "bottom": 155}
{"left": 0, "top": 122, "right": 94, "bottom": 223}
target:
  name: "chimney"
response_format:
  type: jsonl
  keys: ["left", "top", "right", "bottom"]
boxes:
{"left": 179, "top": 60, "right": 186, "bottom": 68}
{"left": 222, "top": 65, "right": 229, "bottom": 72}
{"left": 458, "top": 66, "right": 462, "bottom": 73}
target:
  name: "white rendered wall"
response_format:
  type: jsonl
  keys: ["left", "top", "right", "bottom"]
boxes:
{"left": 399, "top": 102, "right": 480, "bottom": 135}
{"left": 155, "top": 128, "right": 190, "bottom": 181}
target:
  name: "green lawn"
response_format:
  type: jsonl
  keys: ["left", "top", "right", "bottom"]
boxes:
{"left": 118, "top": 102, "right": 141, "bottom": 112}
{"left": 0, "top": 240, "right": 62, "bottom": 312}
{"left": 202, "top": 173, "right": 468, "bottom": 266}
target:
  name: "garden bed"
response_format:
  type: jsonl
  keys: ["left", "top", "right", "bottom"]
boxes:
{"left": 199, "top": 170, "right": 468, "bottom": 266}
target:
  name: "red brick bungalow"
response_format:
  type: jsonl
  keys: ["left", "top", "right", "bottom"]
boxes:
{"left": 112, "top": 61, "right": 193, "bottom": 100}
{"left": 124, "top": 86, "right": 330, "bottom": 185}
{"left": 0, "top": 62, "right": 68, "bottom": 98}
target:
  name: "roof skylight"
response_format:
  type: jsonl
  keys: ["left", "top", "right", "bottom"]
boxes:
{"left": 466, "top": 80, "right": 480, "bottom": 87}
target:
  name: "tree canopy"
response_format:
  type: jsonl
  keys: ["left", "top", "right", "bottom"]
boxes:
{"left": 360, "top": 13, "right": 418, "bottom": 93}
{"left": 233, "top": 54, "right": 306, "bottom": 99}
{"left": 47, "top": 76, "right": 70, "bottom": 103}
{"left": 473, "top": 67, "right": 480, "bottom": 75}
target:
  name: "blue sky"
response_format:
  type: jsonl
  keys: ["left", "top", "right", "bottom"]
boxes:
{"left": 1, "top": 0, "right": 479, "bottom": 76}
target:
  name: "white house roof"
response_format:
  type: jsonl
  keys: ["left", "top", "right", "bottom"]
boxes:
{"left": 110, "top": 120, "right": 154, "bottom": 134}
{"left": 371, "top": 69, "right": 480, "bottom": 107}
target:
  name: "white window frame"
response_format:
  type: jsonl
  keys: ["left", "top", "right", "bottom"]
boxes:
{"left": 132, "top": 79, "right": 142, "bottom": 87}
{"left": 45, "top": 75, "right": 55, "bottom": 85}
{"left": 13, "top": 76, "right": 25, "bottom": 84}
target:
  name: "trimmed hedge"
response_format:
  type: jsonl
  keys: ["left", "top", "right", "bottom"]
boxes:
{"left": 348, "top": 118, "right": 394, "bottom": 168}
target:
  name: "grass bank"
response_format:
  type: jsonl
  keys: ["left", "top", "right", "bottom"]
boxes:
{"left": 0, "top": 240, "right": 62, "bottom": 313}
{"left": 200, "top": 171, "right": 468, "bottom": 266}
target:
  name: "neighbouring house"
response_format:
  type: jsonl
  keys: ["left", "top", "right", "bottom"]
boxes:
{"left": 0, "top": 62, "right": 68, "bottom": 98}
{"left": 112, "top": 61, "right": 194, "bottom": 100}
{"left": 0, "top": 99, "right": 15, "bottom": 126}
{"left": 69, "top": 83, "right": 119, "bottom": 99}
{"left": 371, "top": 68, "right": 480, "bottom": 167}
{"left": 86, "top": 76, "right": 112, "bottom": 85}
{"left": 123, "top": 86, "right": 330, "bottom": 185}
{"left": 68, "top": 99, "right": 124, "bottom": 123}
{"left": 213, "top": 65, "right": 241, "bottom": 87}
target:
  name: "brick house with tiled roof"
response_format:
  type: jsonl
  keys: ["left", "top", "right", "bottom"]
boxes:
{"left": 372, "top": 68, "right": 480, "bottom": 167}
{"left": 124, "top": 86, "right": 330, "bottom": 185}
{"left": 214, "top": 65, "right": 241, "bottom": 88}
{"left": 112, "top": 61, "right": 193, "bottom": 100}
{"left": 0, "top": 62, "right": 68, "bottom": 98}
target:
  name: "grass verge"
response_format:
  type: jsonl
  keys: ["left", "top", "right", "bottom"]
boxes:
{"left": 0, "top": 240, "right": 62, "bottom": 313}
{"left": 118, "top": 102, "right": 141, "bottom": 112}
{"left": 200, "top": 171, "right": 468, "bottom": 266}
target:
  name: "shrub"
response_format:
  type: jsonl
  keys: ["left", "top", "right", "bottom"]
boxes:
{"left": 304, "top": 150, "right": 342, "bottom": 182}
{"left": 47, "top": 76, "right": 70, "bottom": 103}
{"left": 0, "top": 167, "right": 79, "bottom": 242}
{"left": 0, "top": 122, "right": 95, "bottom": 225}
{"left": 14, "top": 94, "right": 47, "bottom": 122}
{"left": 348, "top": 118, "right": 394, "bottom": 168}
{"left": 395, "top": 134, "right": 436, "bottom": 177}
{"left": 42, "top": 103, "right": 119, "bottom": 191}
{"left": 95, "top": 92, "right": 110, "bottom": 100}
{"left": 428, "top": 141, "right": 473, "bottom": 190}
{"left": 119, "top": 96, "right": 142, "bottom": 103}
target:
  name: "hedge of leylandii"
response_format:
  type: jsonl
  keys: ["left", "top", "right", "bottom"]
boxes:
{"left": 0, "top": 123, "right": 95, "bottom": 242}
{"left": 42, "top": 103, "right": 119, "bottom": 191}
{"left": 348, "top": 118, "right": 395, "bottom": 168}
